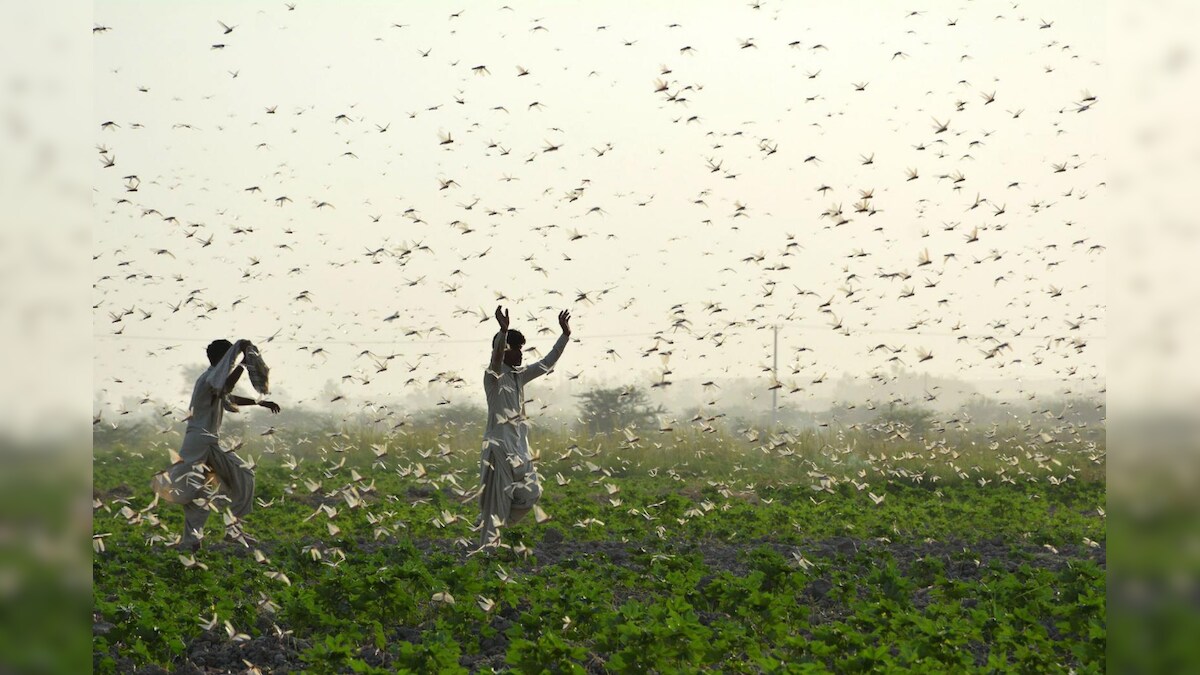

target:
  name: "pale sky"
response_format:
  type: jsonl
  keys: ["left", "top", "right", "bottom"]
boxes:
{"left": 92, "top": 0, "right": 1106, "bottom": 416}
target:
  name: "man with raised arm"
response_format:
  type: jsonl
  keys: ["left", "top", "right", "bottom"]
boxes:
{"left": 477, "top": 306, "right": 571, "bottom": 549}
{"left": 154, "top": 339, "right": 281, "bottom": 551}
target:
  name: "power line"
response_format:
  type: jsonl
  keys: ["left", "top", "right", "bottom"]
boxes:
{"left": 92, "top": 323, "right": 1106, "bottom": 346}
{"left": 91, "top": 330, "right": 664, "bottom": 346}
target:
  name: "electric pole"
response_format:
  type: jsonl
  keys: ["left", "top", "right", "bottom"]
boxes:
{"left": 771, "top": 324, "right": 779, "bottom": 429}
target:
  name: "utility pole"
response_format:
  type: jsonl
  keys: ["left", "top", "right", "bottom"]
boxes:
{"left": 771, "top": 324, "right": 779, "bottom": 429}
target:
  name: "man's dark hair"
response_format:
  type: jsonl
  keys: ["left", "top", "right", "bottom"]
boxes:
{"left": 506, "top": 329, "right": 525, "bottom": 349}
{"left": 207, "top": 339, "right": 233, "bottom": 366}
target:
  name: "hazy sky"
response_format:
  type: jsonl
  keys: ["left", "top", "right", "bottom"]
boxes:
{"left": 92, "top": 1, "right": 1106, "bottom": 416}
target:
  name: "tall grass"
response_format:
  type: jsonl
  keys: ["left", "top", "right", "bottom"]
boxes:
{"left": 94, "top": 414, "right": 1104, "bottom": 489}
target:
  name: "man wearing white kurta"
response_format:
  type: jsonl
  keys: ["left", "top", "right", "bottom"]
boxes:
{"left": 162, "top": 339, "right": 281, "bottom": 551}
{"left": 477, "top": 306, "right": 571, "bottom": 548}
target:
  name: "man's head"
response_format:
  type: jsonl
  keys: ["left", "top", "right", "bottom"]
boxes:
{"left": 498, "top": 329, "right": 525, "bottom": 367}
{"left": 206, "top": 339, "right": 234, "bottom": 366}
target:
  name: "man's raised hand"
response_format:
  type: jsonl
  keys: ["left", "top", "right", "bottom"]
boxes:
{"left": 495, "top": 305, "right": 510, "bottom": 331}
{"left": 558, "top": 309, "right": 571, "bottom": 336}
{"left": 260, "top": 401, "right": 281, "bottom": 414}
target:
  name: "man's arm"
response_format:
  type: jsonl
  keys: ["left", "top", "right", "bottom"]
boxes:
{"left": 521, "top": 310, "right": 571, "bottom": 384}
{"left": 229, "top": 395, "right": 282, "bottom": 413}
{"left": 488, "top": 305, "right": 510, "bottom": 375}
{"left": 224, "top": 365, "right": 245, "bottom": 394}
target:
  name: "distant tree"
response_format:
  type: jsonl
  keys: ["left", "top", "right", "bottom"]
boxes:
{"left": 576, "top": 386, "right": 665, "bottom": 435}
{"left": 962, "top": 395, "right": 1015, "bottom": 426}
{"left": 1040, "top": 396, "right": 1106, "bottom": 429}
{"left": 426, "top": 403, "right": 486, "bottom": 432}
{"left": 179, "top": 363, "right": 207, "bottom": 398}
{"left": 320, "top": 379, "right": 345, "bottom": 404}
{"left": 872, "top": 403, "right": 935, "bottom": 435}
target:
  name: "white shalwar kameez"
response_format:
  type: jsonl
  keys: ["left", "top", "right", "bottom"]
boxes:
{"left": 156, "top": 340, "right": 256, "bottom": 547}
{"left": 477, "top": 331, "right": 569, "bottom": 547}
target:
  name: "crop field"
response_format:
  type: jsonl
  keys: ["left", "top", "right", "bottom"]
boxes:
{"left": 89, "top": 0, "right": 1111, "bottom": 670}
{"left": 93, "top": 425, "right": 1105, "bottom": 673}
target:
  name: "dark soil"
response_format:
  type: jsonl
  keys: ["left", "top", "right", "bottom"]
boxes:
{"left": 101, "top": 630, "right": 311, "bottom": 675}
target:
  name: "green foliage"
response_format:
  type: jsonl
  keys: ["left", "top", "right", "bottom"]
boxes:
{"left": 93, "top": 433, "right": 1105, "bottom": 673}
{"left": 394, "top": 631, "right": 465, "bottom": 673}
{"left": 302, "top": 633, "right": 378, "bottom": 674}
{"left": 507, "top": 632, "right": 587, "bottom": 674}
